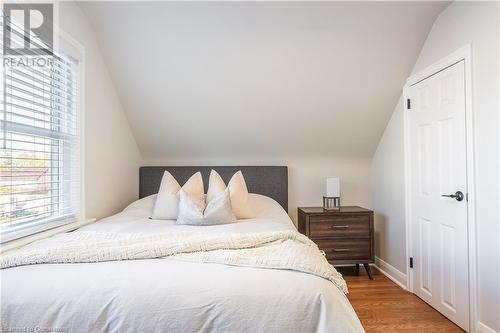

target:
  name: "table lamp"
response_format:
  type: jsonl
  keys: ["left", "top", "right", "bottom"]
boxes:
{"left": 323, "top": 177, "right": 340, "bottom": 210}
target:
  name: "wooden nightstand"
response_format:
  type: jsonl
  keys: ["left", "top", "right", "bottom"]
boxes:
{"left": 298, "top": 206, "right": 374, "bottom": 279}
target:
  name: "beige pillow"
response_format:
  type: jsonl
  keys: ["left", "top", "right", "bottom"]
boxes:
{"left": 206, "top": 170, "right": 254, "bottom": 219}
{"left": 151, "top": 171, "right": 204, "bottom": 220}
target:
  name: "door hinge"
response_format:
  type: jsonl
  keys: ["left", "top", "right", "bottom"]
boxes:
{"left": 407, "top": 98, "right": 411, "bottom": 110}
{"left": 409, "top": 257, "right": 414, "bottom": 268}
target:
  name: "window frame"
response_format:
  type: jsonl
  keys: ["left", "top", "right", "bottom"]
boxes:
{"left": 1, "top": 23, "right": 86, "bottom": 244}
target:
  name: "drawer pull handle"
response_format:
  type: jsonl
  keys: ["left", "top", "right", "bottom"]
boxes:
{"left": 332, "top": 248, "right": 350, "bottom": 252}
{"left": 332, "top": 225, "right": 349, "bottom": 228}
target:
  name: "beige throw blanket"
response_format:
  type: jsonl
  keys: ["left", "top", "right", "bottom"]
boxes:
{"left": 0, "top": 230, "right": 348, "bottom": 294}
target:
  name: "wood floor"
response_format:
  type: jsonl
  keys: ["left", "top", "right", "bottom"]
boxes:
{"left": 338, "top": 266, "right": 464, "bottom": 333}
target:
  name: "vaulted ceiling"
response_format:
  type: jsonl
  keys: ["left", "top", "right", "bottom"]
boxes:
{"left": 78, "top": 1, "right": 449, "bottom": 159}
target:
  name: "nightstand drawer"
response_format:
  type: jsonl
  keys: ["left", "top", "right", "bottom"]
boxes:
{"left": 314, "top": 238, "right": 371, "bottom": 260}
{"left": 309, "top": 215, "right": 369, "bottom": 238}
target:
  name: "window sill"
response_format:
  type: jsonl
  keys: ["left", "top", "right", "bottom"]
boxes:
{"left": 0, "top": 218, "right": 96, "bottom": 254}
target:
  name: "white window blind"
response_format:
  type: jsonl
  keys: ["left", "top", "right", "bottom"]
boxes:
{"left": 1, "top": 15, "right": 81, "bottom": 242}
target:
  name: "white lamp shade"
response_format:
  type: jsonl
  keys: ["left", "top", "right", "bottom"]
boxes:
{"left": 325, "top": 177, "right": 340, "bottom": 197}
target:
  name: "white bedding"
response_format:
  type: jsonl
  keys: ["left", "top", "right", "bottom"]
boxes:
{"left": 1, "top": 194, "right": 364, "bottom": 333}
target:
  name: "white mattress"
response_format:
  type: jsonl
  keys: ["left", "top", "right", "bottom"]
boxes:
{"left": 1, "top": 194, "right": 364, "bottom": 332}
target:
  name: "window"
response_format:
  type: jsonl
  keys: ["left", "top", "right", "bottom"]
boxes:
{"left": 1, "top": 16, "right": 81, "bottom": 242}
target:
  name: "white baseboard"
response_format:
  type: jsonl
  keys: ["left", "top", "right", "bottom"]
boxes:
{"left": 477, "top": 321, "right": 498, "bottom": 333}
{"left": 374, "top": 256, "right": 408, "bottom": 290}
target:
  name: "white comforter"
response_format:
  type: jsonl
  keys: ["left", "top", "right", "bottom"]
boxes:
{"left": 1, "top": 194, "right": 364, "bottom": 333}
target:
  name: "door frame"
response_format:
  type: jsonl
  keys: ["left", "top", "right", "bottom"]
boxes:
{"left": 403, "top": 44, "right": 477, "bottom": 332}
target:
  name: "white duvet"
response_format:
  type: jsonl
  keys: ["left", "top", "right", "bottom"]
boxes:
{"left": 1, "top": 194, "right": 364, "bottom": 333}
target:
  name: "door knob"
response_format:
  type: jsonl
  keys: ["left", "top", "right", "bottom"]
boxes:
{"left": 441, "top": 191, "right": 464, "bottom": 202}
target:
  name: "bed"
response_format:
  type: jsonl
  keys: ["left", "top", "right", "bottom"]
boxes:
{"left": 1, "top": 166, "right": 363, "bottom": 333}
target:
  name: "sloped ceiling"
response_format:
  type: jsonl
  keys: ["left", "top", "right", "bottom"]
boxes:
{"left": 78, "top": 1, "right": 448, "bottom": 160}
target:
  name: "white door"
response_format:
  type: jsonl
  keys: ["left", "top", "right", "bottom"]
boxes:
{"left": 408, "top": 60, "right": 469, "bottom": 331}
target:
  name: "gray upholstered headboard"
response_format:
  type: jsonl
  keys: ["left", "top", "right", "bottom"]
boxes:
{"left": 139, "top": 166, "right": 288, "bottom": 211}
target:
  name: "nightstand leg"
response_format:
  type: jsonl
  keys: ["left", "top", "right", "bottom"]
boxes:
{"left": 363, "top": 263, "right": 373, "bottom": 280}
{"left": 355, "top": 264, "right": 360, "bottom": 275}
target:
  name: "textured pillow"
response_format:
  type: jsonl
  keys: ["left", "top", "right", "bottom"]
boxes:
{"left": 151, "top": 171, "right": 204, "bottom": 220}
{"left": 206, "top": 170, "right": 254, "bottom": 219}
{"left": 176, "top": 189, "right": 236, "bottom": 226}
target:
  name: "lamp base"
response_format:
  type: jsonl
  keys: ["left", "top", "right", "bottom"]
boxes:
{"left": 323, "top": 196, "right": 340, "bottom": 210}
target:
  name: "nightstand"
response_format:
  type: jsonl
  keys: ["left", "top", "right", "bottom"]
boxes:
{"left": 298, "top": 206, "right": 374, "bottom": 279}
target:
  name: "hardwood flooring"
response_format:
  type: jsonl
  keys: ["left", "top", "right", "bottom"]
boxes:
{"left": 338, "top": 266, "right": 464, "bottom": 333}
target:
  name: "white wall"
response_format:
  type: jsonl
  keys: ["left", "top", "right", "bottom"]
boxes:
{"left": 371, "top": 97, "right": 406, "bottom": 273}
{"left": 372, "top": 2, "right": 500, "bottom": 331}
{"left": 60, "top": 2, "right": 377, "bottom": 223}
{"left": 145, "top": 155, "right": 372, "bottom": 224}
{"left": 59, "top": 3, "right": 143, "bottom": 219}
{"left": 78, "top": 1, "right": 447, "bottom": 162}
{"left": 76, "top": 1, "right": 444, "bottom": 227}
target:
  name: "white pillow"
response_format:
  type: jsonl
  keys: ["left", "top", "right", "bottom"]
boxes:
{"left": 151, "top": 171, "right": 204, "bottom": 220}
{"left": 207, "top": 170, "right": 254, "bottom": 219}
{"left": 176, "top": 188, "right": 236, "bottom": 226}
{"left": 124, "top": 194, "right": 156, "bottom": 212}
